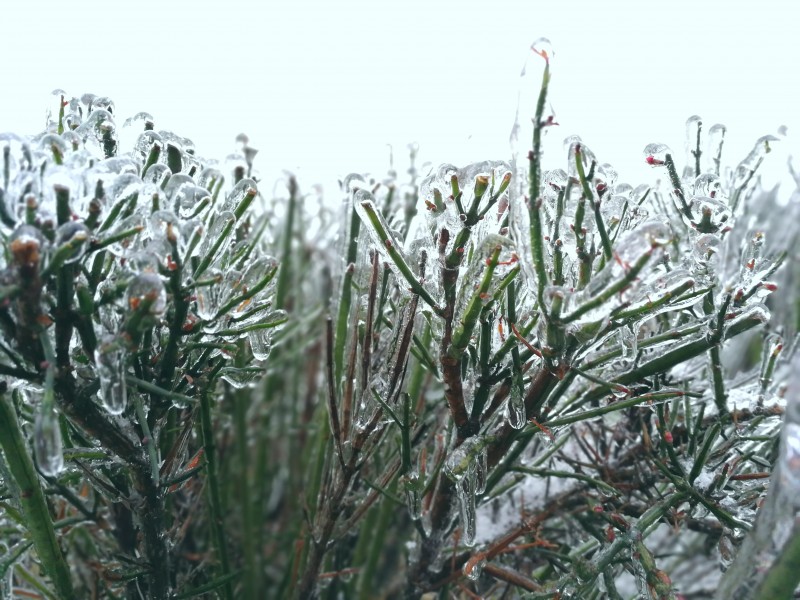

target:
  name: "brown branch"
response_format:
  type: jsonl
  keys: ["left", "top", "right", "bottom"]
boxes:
{"left": 483, "top": 563, "right": 543, "bottom": 592}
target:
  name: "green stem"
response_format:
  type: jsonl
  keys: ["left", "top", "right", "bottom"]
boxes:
{"left": 274, "top": 177, "right": 296, "bottom": 310}
{"left": 199, "top": 384, "right": 234, "bottom": 600}
{"left": 449, "top": 245, "right": 502, "bottom": 356}
{"left": 562, "top": 249, "right": 653, "bottom": 324}
{"left": 357, "top": 200, "right": 441, "bottom": 314}
{"left": 0, "top": 390, "right": 75, "bottom": 600}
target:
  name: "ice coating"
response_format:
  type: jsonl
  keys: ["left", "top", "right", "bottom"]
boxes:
{"left": 692, "top": 173, "right": 725, "bottom": 200}
{"left": 706, "top": 123, "right": 727, "bottom": 175}
{"left": 444, "top": 436, "right": 488, "bottom": 547}
{"left": 198, "top": 210, "right": 236, "bottom": 264}
{"left": 684, "top": 115, "right": 703, "bottom": 178}
{"left": 222, "top": 177, "right": 258, "bottom": 217}
{"left": 95, "top": 337, "right": 128, "bottom": 415}
{"left": 196, "top": 268, "right": 224, "bottom": 320}
{"left": 507, "top": 379, "right": 526, "bottom": 429}
{"left": 249, "top": 310, "right": 287, "bottom": 361}
{"left": 354, "top": 191, "right": 413, "bottom": 285}
{"left": 54, "top": 221, "right": 90, "bottom": 264}
{"left": 126, "top": 272, "right": 167, "bottom": 316}
{"left": 403, "top": 471, "right": 423, "bottom": 521}
{"left": 567, "top": 140, "right": 596, "bottom": 181}
{"left": 34, "top": 405, "right": 64, "bottom": 476}
{"left": 643, "top": 142, "right": 672, "bottom": 167}
{"left": 690, "top": 195, "right": 732, "bottom": 234}
{"left": 733, "top": 135, "right": 780, "bottom": 188}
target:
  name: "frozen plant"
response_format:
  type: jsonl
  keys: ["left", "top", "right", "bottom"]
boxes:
{"left": 0, "top": 92, "right": 285, "bottom": 599}
{"left": 1, "top": 39, "right": 799, "bottom": 600}
{"left": 291, "top": 40, "right": 800, "bottom": 599}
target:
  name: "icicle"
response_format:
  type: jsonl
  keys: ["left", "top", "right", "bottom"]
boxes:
{"left": 95, "top": 336, "right": 128, "bottom": 415}
{"left": 34, "top": 405, "right": 64, "bottom": 476}
{"left": 457, "top": 471, "right": 477, "bottom": 546}
{"left": 507, "top": 379, "right": 526, "bottom": 429}
{"left": 444, "top": 437, "right": 488, "bottom": 547}
{"left": 403, "top": 470, "right": 422, "bottom": 521}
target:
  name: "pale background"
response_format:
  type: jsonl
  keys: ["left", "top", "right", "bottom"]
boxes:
{"left": 2, "top": 0, "right": 797, "bottom": 198}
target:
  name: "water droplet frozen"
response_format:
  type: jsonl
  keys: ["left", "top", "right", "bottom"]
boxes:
{"left": 615, "top": 218, "right": 672, "bottom": 265}
{"left": 643, "top": 142, "right": 672, "bottom": 167}
{"left": 197, "top": 166, "right": 223, "bottom": 191}
{"left": 249, "top": 330, "right": 272, "bottom": 361}
{"left": 104, "top": 213, "right": 144, "bottom": 257}
{"left": 693, "top": 233, "right": 721, "bottom": 270}
{"left": 531, "top": 37, "right": 555, "bottom": 63}
{"left": 90, "top": 96, "right": 115, "bottom": 115}
{"left": 195, "top": 268, "right": 223, "bottom": 320}
{"left": 54, "top": 221, "right": 90, "bottom": 264}
{"left": 103, "top": 172, "right": 143, "bottom": 206}
{"left": 148, "top": 210, "right": 181, "bottom": 263}
{"left": 692, "top": 173, "right": 725, "bottom": 200}
{"left": 222, "top": 177, "right": 258, "bottom": 216}
{"left": 40, "top": 163, "right": 83, "bottom": 213}
{"left": 198, "top": 210, "right": 236, "bottom": 262}
{"left": 34, "top": 405, "right": 64, "bottom": 476}
{"left": 690, "top": 195, "right": 732, "bottom": 234}
{"left": 74, "top": 109, "right": 116, "bottom": 157}
{"left": 60, "top": 130, "right": 82, "bottom": 152}
{"left": 600, "top": 194, "right": 628, "bottom": 230}
{"left": 567, "top": 141, "right": 596, "bottom": 181}
{"left": 126, "top": 272, "right": 167, "bottom": 316}
{"left": 220, "top": 365, "right": 263, "bottom": 389}
{"left": 595, "top": 162, "right": 618, "bottom": 191}
{"left": 134, "top": 130, "right": 162, "bottom": 159}
{"left": 37, "top": 133, "right": 71, "bottom": 164}
{"left": 705, "top": 123, "right": 727, "bottom": 174}
{"left": 733, "top": 134, "right": 779, "bottom": 187}
{"left": 249, "top": 310, "right": 286, "bottom": 360}
{"left": 95, "top": 337, "right": 128, "bottom": 415}
{"left": 464, "top": 556, "right": 486, "bottom": 581}
{"left": 340, "top": 172, "right": 367, "bottom": 194}
{"left": 507, "top": 380, "right": 526, "bottom": 429}
{"left": 123, "top": 111, "right": 154, "bottom": 131}
{"left": 158, "top": 130, "right": 195, "bottom": 155}
{"left": 542, "top": 168, "right": 568, "bottom": 207}
{"left": 174, "top": 184, "right": 211, "bottom": 219}
{"left": 142, "top": 162, "right": 171, "bottom": 187}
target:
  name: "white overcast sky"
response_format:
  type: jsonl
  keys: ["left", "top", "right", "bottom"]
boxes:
{"left": 2, "top": 0, "right": 798, "bottom": 197}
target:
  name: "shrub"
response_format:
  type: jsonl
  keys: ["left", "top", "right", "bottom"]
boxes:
{"left": 0, "top": 43, "right": 799, "bottom": 599}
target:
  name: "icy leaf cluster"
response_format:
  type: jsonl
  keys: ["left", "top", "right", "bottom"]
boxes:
{"left": 0, "top": 91, "right": 284, "bottom": 598}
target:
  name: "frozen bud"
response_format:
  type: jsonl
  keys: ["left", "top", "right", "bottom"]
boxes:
{"left": 54, "top": 221, "right": 90, "bottom": 264}
{"left": 643, "top": 143, "right": 671, "bottom": 166}
{"left": 126, "top": 272, "right": 167, "bottom": 316}
{"left": 9, "top": 225, "right": 46, "bottom": 269}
